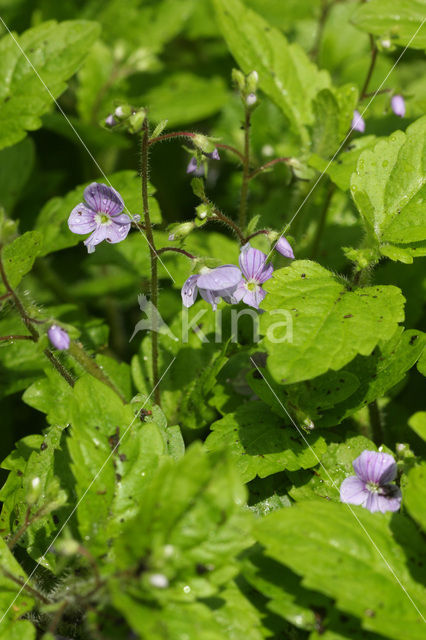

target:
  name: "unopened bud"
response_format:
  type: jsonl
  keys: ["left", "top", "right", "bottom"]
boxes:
{"left": 246, "top": 93, "right": 257, "bottom": 107}
{"left": 193, "top": 134, "right": 215, "bottom": 154}
{"left": 128, "top": 110, "right": 146, "bottom": 134}
{"left": 246, "top": 70, "right": 259, "bottom": 93}
{"left": 232, "top": 68, "right": 246, "bottom": 92}
{"left": 196, "top": 204, "right": 212, "bottom": 220}
{"left": 105, "top": 114, "right": 117, "bottom": 127}
{"left": 391, "top": 94, "right": 405, "bottom": 117}
{"left": 114, "top": 105, "right": 132, "bottom": 120}
{"left": 168, "top": 221, "right": 195, "bottom": 241}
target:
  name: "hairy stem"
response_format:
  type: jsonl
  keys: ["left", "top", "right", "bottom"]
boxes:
{"left": 0, "top": 250, "right": 75, "bottom": 387}
{"left": 157, "top": 247, "right": 196, "bottom": 260}
{"left": 1, "top": 568, "right": 50, "bottom": 605}
{"left": 148, "top": 131, "right": 245, "bottom": 162}
{"left": 243, "top": 229, "right": 269, "bottom": 243}
{"left": 239, "top": 107, "right": 251, "bottom": 230}
{"left": 207, "top": 203, "right": 245, "bottom": 244}
{"left": 142, "top": 119, "right": 160, "bottom": 405}
{"left": 0, "top": 334, "right": 34, "bottom": 341}
{"left": 310, "top": 0, "right": 331, "bottom": 60}
{"left": 248, "top": 157, "right": 291, "bottom": 180}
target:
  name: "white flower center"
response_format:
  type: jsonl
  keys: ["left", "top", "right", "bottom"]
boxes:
{"left": 95, "top": 213, "right": 112, "bottom": 225}
{"left": 366, "top": 481, "right": 380, "bottom": 494}
{"left": 246, "top": 279, "right": 259, "bottom": 292}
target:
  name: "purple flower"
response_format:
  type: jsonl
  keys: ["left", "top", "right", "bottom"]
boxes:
{"left": 181, "top": 265, "right": 242, "bottom": 311}
{"left": 351, "top": 110, "right": 365, "bottom": 133}
{"left": 105, "top": 114, "right": 117, "bottom": 127}
{"left": 340, "top": 450, "right": 402, "bottom": 514}
{"left": 391, "top": 94, "right": 405, "bottom": 117}
{"left": 205, "top": 148, "right": 220, "bottom": 160}
{"left": 275, "top": 236, "right": 294, "bottom": 259}
{"left": 68, "top": 183, "right": 131, "bottom": 254}
{"left": 186, "top": 157, "right": 204, "bottom": 176}
{"left": 232, "top": 244, "right": 273, "bottom": 309}
{"left": 48, "top": 325, "right": 70, "bottom": 351}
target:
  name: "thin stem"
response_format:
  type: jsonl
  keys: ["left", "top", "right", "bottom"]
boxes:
{"left": 148, "top": 131, "right": 245, "bottom": 162}
{"left": 68, "top": 341, "right": 125, "bottom": 402}
{"left": 311, "top": 183, "right": 335, "bottom": 259}
{"left": 360, "top": 35, "right": 378, "bottom": 98}
{"left": 209, "top": 205, "right": 245, "bottom": 244}
{"left": 0, "top": 334, "right": 34, "bottom": 341}
{"left": 243, "top": 229, "right": 269, "bottom": 243}
{"left": 43, "top": 349, "right": 75, "bottom": 387}
{"left": 142, "top": 119, "right": 160, "bottom": 405}
{"left": 157, "top": 247, "right": 196, "bottom": 260}
{"left": 248, "top": 157, "right": 291, "bottom": 180}
{"left": 361, "top": 88, "right": 391, "bottom": 98}
{"left": 0, "top": 291, "right": 12, "bottom": 300}
{"left": 1, "top": 568, "right": 50, "bottom": 605}
{"left": 239, "top": 107, "right": 251, "bottom": 230}
{"left": 7, "top": 505, "right": 47, "bottom": 550}
{"left": 47, "top": 600, "right": 68, "bottom": 635}
{"left": 368, "top": 400, "right": 383, "bottom": 445}
{"left": 310, "top": 0, "right": 331, "bottom": 60}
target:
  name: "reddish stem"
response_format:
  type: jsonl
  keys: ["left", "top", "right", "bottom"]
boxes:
{"left": 249, "top": 157, "right": 291, "bottom": 180}
{"left": 157, "top": 247, "right": 196, "bottom": 259}
{"left": 148, "top": 131, "right": 245, "bottom": 162}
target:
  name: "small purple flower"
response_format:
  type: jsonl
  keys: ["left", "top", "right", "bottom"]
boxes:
{"left": 105, "top": 114, "right": 117, "bottom": 127}
{"left": 48, "top": 325, "right": 70, "bottom": 351}
{"left": 181, "top": 265, "right": 242, "bottom": 311}
{"left": 186, "top": 157, "right": 204, "bottom": 176}
{"left": 391, "top": 94, "right": 405, "bottom": 117}
{"left": 205, "top": 148, "right": 220, "bottom": 160}
{"left": 275, "top": 236, "right": 294, "bottom": 259}
{"left": 351, "top": 110, "right": 365, "bottom": 133}
{"left": 68, "top": 183, "right": 131, "bottom": 254}
{"left": 340, "top": 450, "right": 402, "bottom": 514}
{"left": 232, "top": 244, "right": 273, "bottom": 309}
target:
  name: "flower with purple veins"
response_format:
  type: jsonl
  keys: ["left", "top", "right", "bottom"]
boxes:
{"left": 48, "top": 325, "right": 70, "bottom": 351}
{"left": 68, "top": 183, "right": 131, "bottom": 254}
{"left": 186, "top": 157, "right": 204, "bottom": 176}
{"left": 351, "top": 110, "right": 365, "bottom": 133}
{"left": 232, "top": 244, "right": 273, "bottom": 309}
{"left": 340, "top": 450, "right": 402, "bottom": 514}
{"left": 275, "top": 236, "right": 294, "bottom": 259}
{"left": 181, "top": 265, "right": 242, "bottom": 311}
{"left": 391, "top": 94, "right": 405, "bottom": 117}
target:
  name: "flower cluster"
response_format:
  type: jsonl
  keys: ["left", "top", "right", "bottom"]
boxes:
{"left": 181, "top": 240, "right": 293, "bottom": 311}
{"left": 340, "top": 450, "right": 401, "bottom": 513}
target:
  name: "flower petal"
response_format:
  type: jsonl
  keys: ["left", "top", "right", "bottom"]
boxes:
{"left": 47, "top": 325, "right": 70, "bottom": 351}
{"left": 256, "top": 261, "right": 274, "bottom": 284}
{"left": 105, "top": 220, "right": 131, "bottom": 244}
{"left": 353, "top": 450, "right": 396, "bottom": 484}
{"left": 84, "top": 182, "right": 124, "bottom": 216}
{"left": 365, "top": 492, "right": 381, "bottom": 513}
{"left": 377, "top": 488, "right": 402, "bottom": 513}
{"left": 242, "top": 285, "right": 266, "bottom": 309}
{"left": 391, "top": 95, "right": 405, "bottom": 117}
{"left": 239, "top": 245, "right": 265, "bottom": 280}
{"left": 352, "top": 110, "right": 365, "bottom": 133}
{"left": 111, "top": 213, "right": 132, "bottom": 225}
{"left": 181, "top": 274, "right": 199, "bottom": 308}
{"left": 340, "top": 476, "right": 368, "bottom": 506}
{"left": 199, "top": 287, "right": 219, "bottom": 310}
{"left": 83, "top": 224, "right": 110, "bottom": 250}
{"left": 68, "top": 203, "right": 97, "bottom": 234}
{"left": 197, "top": 265, "right": 242, "bottom": 291}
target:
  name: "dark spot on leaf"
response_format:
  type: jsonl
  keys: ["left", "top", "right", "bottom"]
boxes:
{"left": 301, "top": 273, "right": 306, "bottom": 278}
{"left": 17, "top": 470, "right": 23, "bottom": 476}
{"left": 409, "top": 335, "right": 418, "bottom": 345}
{"left": 343, "top": 314, "right": 353, "bottom": 319}
{"left": 53, "top": 514, "right": 59, "bottom": 525}
{"left": 116, "top": 473, "right": 122, "bottom": 482}
{"left": 40, "top": 442, "right": 48, "bottom": 451}
{"left": 119, "top": 453, "right": 127, "bottom": 462}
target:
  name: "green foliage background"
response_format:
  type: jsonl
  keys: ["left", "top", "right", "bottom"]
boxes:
{"left": 0, "top": 1, "right": 425, "bottom": 639}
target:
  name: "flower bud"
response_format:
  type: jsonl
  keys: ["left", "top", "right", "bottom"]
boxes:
{"left": 105, "top": 114, "right": 117, "bottom": 127}
{"left": 193, "top": 134, "right": 215, "bottom": 154}
{"left": 196, "top": 203, "right": 213, "bottom": 220}
{"left": 391, "top": 94, "right": 405, "bottom": 117}
{"left": 26, "top": 476, "right": 42, "bottom": 505}
{"left": 48, "top": 325, "right": 70, "bottom": 351}
{"left": 128, "top": 110, "right": 146, "bottom": 134}
{"left": 168, "top": 221, "right": 195, "bottom": 241}
{"left": 351, "top": 109, "right": 365, "bottom": 133}
{"left": 246, "top": 93, "right": 257, "bottom": 107}
{"left": 232, "top": 68, "right": 246, "bottom": 92}
{"left": 0, "top": 209, "right": 18, "bottom": 244}
{"left": 246, "top": 70, "right": 259, "bottom": 93}
{"left": 268, "top": 232, "right": 295, "bottom": 259}
{"left": 114, "top": 104, "right": 132, "bottom": 120}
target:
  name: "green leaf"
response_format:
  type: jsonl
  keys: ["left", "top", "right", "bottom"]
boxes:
{"left": 260, "top": 260, "right": 405, "bottom": 384}
{"left": 0, "top": 537, "right": 34, "bottom": 627}
{"left": 0, "top": 620, "right": 36, "bottom": 640}
{"left": 0, "top": 138, "right": 34, "bottom": 212}
{"left": 310, "top": 85, "right": 358, "bottom": 158}
{"left": 76, "top": 40, "right": 115, "bottom": 124}
{"left": 352, "top": 0, "right": 426, "bottom": 51}
{"left": 408, "top": 412, "right": 426, "bottom": 441}
{"left": 112, "top": 444, "right": 251, "bottom": 596}
{"left": 351, "top": 116, "right": 426, "bottom": 262}
{"left": 417, "top": 349, "right": 426, "bottom": 376}
{"left": 136, "top": 73, "right": 229, "bottom": 126}
{"left": 404, "top": 463, "right": 426, "bottom": 531}
{"left": 0, "top": 20, "right": 100, "bottom": 150}
{"left": 35, "top": 171, "right": 160, "bottom": 257}
{"left": 256, "top": 501, "right": 426, "bottom": 640}
{"left": 205, "top": 401, "right": 327, "bottom": 482}
{"left": 213, "top": 0, "right": 330, "bottom": 144}
{"left": 0, "top": 231, "right": 42, "bottom": 293}
{"left": 22, "top": 368, "right": 74, "bottom": 425}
